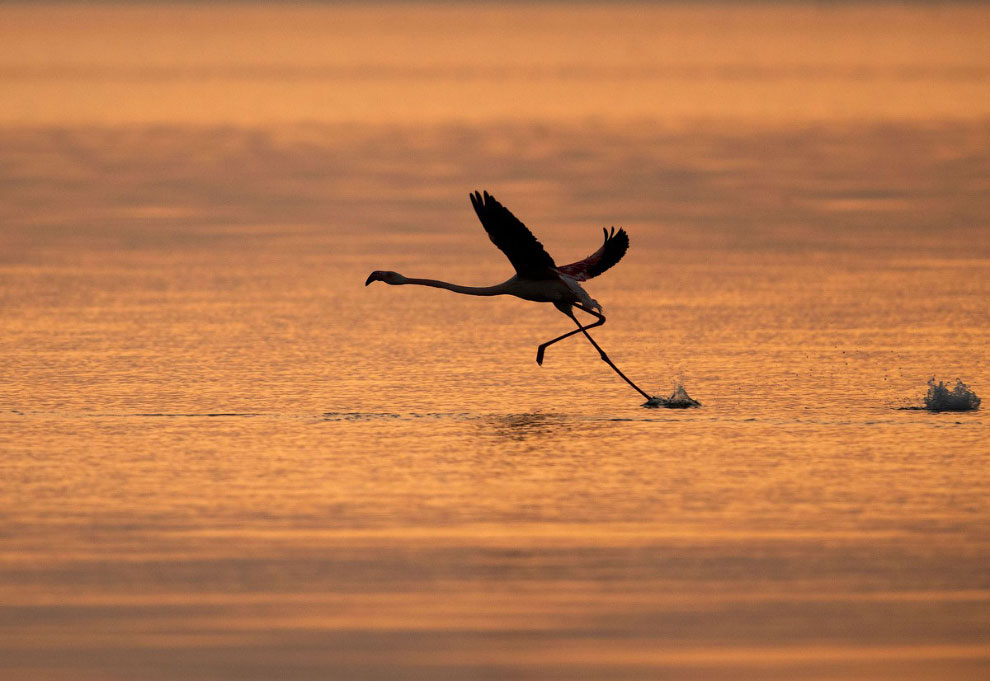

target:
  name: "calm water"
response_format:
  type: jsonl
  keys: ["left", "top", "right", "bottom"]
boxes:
{"left": 1, "top": 3, "right": 989, "bottom": 680}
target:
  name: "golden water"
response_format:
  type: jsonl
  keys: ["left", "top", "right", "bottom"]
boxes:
{"left": 1, "top": 3, "right": 988, "bottom": 680}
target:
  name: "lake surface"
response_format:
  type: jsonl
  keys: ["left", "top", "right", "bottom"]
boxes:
{"left": 1, "top": 3, "right": 988, "bottom": 680}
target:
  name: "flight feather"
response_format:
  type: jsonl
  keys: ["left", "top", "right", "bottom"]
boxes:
{"left": 557, "top": 227, "right": 629, "bottom": 281}
{"left": 470, "top": 191, "right": 557, "bottom": 277}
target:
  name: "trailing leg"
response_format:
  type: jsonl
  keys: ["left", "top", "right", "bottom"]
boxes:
{"left": 561, "top": 307, "right": 651, "bottom": 400}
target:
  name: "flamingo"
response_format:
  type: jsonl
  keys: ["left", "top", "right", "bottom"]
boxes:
{"left": 365, "top": 190, "right": 650, "bottom": 399}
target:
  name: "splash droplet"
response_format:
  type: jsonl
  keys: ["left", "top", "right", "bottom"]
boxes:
{"left": 642, "top": 383, "right": 701, "bottom": 409}
{"left": 923, "top": 378, "right": 980, "bottom": 412}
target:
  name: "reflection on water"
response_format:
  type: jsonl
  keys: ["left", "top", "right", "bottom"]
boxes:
{"left": 1, "top": 3, "right": 989, "bottom": 125}
{"left": 482, "top": 413, "right": 568, "bottom": 441}
{"left": 1, "top": 117, "right": 988, "bottom": 681}
{"left": 1, "top": 3, "right": 989, "bottom": 680}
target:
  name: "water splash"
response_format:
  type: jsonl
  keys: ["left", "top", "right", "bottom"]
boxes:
{"left": 642, "top": 383, "right": 701, "bottom": 409}
{"left": 922, "top": 378, "right": 981, "bottom": 412}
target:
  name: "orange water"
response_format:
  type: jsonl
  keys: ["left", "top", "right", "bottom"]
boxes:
{"left": 2, "top": 2, "right": 989, "bottom": 125}
{"left": 1, "top": 4, "right": 989, "bottom": 680}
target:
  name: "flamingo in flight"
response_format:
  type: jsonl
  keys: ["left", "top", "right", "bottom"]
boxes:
{"left": 365, "top": 190, "right": 650, "bottom": 399}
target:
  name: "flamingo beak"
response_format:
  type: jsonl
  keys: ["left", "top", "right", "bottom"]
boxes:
{"left": 365, "top": 272, "right": 380, "bottom": 286}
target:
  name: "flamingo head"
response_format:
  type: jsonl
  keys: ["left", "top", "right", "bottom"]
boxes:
{"left": 365, "top": 270, "right": 405, "bottom": 286}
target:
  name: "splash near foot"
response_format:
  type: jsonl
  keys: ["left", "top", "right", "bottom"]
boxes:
{"left": 918, "top": 378, "right": 981, "bottom": 412}
{"left": 642, "top": 383, "right": 701, "bottom": 409}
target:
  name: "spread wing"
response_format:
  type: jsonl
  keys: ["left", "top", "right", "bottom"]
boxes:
{"left": 470, "top": 190, "right": 557, "bottom": 277}
{"left": 557, "top": 227, "right": 629, "bottom": 281}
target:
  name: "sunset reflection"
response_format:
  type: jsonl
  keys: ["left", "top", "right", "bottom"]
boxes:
{"left": 2, "top": 3, "right": 989, "bottom": 125}
{"left": 0, "top": 2, "right": 988, "bottom": 680}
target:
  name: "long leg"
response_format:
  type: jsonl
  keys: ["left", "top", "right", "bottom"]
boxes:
{"left": 561, "top": 306, "right": 651, "bottom": 400}
{"left": 536, "top": 307, "right": 605, "bottom": 365}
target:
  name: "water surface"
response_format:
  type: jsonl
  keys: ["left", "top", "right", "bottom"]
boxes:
{"left": 1, "top": 3, "right": 989, "bottom": 680}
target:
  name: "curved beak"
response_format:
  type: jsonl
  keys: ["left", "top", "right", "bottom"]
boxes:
{"left": 364, "top": 272, "right": 379, "bottom": 286}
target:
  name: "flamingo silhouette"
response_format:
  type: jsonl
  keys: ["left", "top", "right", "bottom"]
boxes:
{"left": 366, "top": 190, "right": 650, "bottom": 399}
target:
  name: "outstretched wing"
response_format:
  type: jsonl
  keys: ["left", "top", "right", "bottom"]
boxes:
{"left": 470, "top": 190, "right": 557, "bottom": 277}
{"left": 557, "top": 227, "right": 629, "bottom": 281}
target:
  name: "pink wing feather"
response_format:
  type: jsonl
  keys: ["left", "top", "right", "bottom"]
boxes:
{"left": 557, "top": 227, "right": 629, "bottom": 281}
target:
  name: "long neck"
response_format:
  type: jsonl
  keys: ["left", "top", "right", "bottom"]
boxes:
{"left": 398, "top": 277, "right": 511, "bottom": 297}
